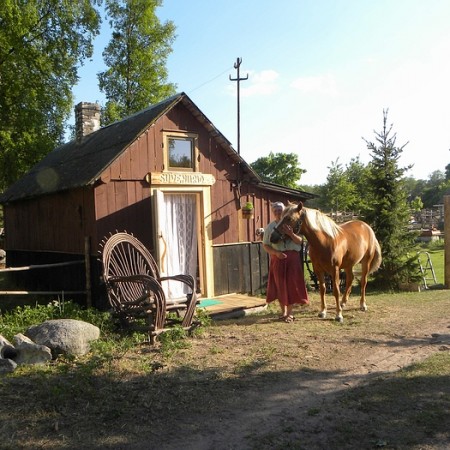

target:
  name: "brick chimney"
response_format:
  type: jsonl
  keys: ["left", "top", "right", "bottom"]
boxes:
{"left": 75, "top": 102, "right": 101, "bottom": 141}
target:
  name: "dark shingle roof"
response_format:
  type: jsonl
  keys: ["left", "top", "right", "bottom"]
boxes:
{"left": 258, "top": 181, "right": 316, "bottom": 200}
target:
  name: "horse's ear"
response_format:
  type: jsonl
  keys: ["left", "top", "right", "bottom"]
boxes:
{"left": 297, "top": 201, "right": 303, "bottom": 211}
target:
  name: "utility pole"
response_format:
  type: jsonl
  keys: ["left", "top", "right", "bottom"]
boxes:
{"left": 230, "top": 58, "right": 249, "bottom": 243}
{"left": 229, "top": 57, "right": 248, "bottom": 156}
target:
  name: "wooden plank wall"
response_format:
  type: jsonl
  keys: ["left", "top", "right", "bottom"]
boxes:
{"left": 4, "top": 188, "right": 95, "bottom": 254}
{"left": 93, "top": 121, "right": 160, "bottom": 251}
{"left": 213, "top": 242, "right": 269, "bottom": 296}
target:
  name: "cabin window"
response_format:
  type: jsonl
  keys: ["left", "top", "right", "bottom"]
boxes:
{"left": 164, "top": 132, "right": 198, "bottom": 172}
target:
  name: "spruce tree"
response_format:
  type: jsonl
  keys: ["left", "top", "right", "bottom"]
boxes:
{"left": 363, "top": 110, "right": 420, "bottom": 290}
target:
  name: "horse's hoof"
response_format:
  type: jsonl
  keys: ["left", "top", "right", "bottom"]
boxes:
{"left": 360, "top": 305, "right": 368, "bottom": 312}
{"left": 318, "top": 312, "right": 327, "bottom": 319}
{"left": 335, "top": 316, "right": 344, "bottom": 323}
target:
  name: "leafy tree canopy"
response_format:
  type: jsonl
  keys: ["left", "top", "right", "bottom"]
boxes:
{"left": 421, "top": 170, "right": 450, "bottom": 207}
{"left": 250, "top": 151, "right": 306, "bottom": 189}
{"left": 0, "top": 0, "right": 101, "bottom": 191}
{"left": 410, "top": 196, "right": 423, "bottom": 212}
{"left": 345, "top": 156, "right": 372, "bottom": 211}
{"left": 321, "top": 159, "right": 356, "bottom": 212}
{"left": 98, "top": 0, "right": 176, "bottom": 124}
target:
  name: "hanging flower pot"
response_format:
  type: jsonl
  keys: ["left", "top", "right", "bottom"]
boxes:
{"left": 241, "top": 202, "right": 254, "bottom": 220}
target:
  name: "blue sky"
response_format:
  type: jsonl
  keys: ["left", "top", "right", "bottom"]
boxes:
{"left": 73, "top": 0, "right": 450, "bottom": 186}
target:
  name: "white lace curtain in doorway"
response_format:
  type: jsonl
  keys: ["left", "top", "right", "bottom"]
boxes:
{"left": 159, "top": 194, "right": 197, "bottom": 299}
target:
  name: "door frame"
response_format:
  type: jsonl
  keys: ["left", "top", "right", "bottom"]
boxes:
{"left": 152, "top": 185, "right": 214, "bottom": 298}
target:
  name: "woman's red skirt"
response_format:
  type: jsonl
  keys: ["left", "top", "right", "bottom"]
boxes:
{"left": 266, "top": 250, "right": 309, "bottom": 306}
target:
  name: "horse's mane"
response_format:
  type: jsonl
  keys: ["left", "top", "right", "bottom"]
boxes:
{"left": 302, "top": 207, "right": 343, "bottom": 239}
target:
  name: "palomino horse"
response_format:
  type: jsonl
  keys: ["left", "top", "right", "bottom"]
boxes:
{"left": 270, "top": 202, "right": 382, "bottom": 322}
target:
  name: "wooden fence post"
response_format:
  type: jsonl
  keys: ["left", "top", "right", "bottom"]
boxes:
{"left": 84, "top": 236, "right": 92, "bottom": 308}
{"left": 444, "top": 195, "right": 450, "bottom": 289}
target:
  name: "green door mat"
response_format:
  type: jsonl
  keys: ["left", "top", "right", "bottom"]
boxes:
{"left": 198, "top": 299, "right": 223, "bottom": 307}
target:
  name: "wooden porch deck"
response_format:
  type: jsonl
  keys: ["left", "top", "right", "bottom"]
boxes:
{"left": 197, "top": 294, "right": 267, "bottom": 320}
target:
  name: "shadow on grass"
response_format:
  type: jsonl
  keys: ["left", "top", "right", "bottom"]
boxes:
{"left": 0, "top": 351, "right": 449, "bottom": 449}
{"left": 350, "top": 333, "right": 450, "bottom": 350}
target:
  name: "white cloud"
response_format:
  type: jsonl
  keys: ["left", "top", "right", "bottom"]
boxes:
{"left": 290, "top": 73, "right": 339, "bottom": 96}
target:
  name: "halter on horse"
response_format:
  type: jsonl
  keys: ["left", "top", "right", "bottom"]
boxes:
{"left": 271, "top": 202, "right": 382, "bottom": 322}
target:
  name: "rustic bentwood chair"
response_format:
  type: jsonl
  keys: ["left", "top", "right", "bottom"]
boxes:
{"left": 101, "top": 232, "right": 198, "bottom": 344}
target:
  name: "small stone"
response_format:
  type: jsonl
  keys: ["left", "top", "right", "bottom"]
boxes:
{"left": 13, "top": 333, "right": 52, "bottom": 365}
{"left": 0, "top": 357, "right": 17, "bottom": 373}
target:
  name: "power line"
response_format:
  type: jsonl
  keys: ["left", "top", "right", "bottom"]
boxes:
{"left": 187, "top": 65, "right": 234, "bottom": 94}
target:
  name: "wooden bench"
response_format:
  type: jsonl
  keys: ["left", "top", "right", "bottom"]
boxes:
{"left": 101, "top": 232, "right": 198, "bottom": 344}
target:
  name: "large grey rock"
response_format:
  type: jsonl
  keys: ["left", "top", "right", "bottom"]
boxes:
{"left": 25, "top": 319, "right": 100, "bottom": 357}
{"left": 13, "top": 333, "right": 52, "bottom": 365}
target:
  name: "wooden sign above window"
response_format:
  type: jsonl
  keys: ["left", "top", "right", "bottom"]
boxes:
{"left": 147, "top": 172, "right": 216, "bottom": 186}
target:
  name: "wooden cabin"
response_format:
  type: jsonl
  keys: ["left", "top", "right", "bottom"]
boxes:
{"left": 0, "top": 93, "right": 314, "bottom": 307}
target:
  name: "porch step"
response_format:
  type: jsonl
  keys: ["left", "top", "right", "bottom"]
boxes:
{"left": 198, "top": 294, "right": 267, "bottom": 320}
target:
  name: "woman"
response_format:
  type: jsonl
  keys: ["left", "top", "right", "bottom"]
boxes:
{"left": 262, "top": 202, "right": 309, "bottom": 322}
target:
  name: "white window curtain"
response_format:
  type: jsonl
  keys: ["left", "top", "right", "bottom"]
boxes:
{"left": 160, "top": 194, "right": 197, "bottom": 298}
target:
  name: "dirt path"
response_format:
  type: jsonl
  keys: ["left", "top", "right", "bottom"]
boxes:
{"left": 146, "top": 318, "right": 450, "bottom": 450}
{"left": 152, "top": 319, "right": 450, "bottom": 450}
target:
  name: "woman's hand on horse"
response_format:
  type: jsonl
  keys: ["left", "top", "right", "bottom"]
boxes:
{"left": 281, "top": 223, "right": 294, "bottom": 236}
{"left": 281, "top": 224, "right": 295, "bottom": 237}
{"left": 280, "top": 224, "right": 302, "bottom": 244}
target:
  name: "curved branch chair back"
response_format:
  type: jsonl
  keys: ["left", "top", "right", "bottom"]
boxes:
{"left": 101, "top": 232, "right": 198, "bottom": 343}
